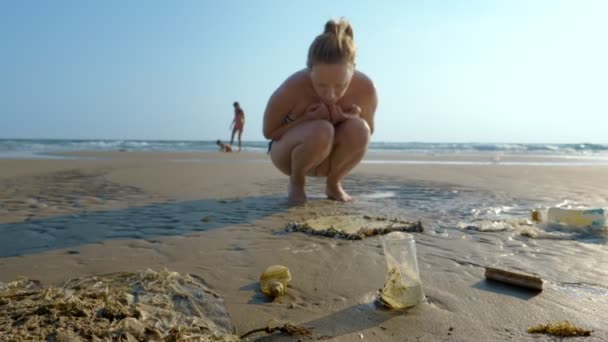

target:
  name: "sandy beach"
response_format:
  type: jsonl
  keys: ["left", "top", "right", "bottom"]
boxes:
{"left": 1, "top": 151, "right": 607, "bottom": 341}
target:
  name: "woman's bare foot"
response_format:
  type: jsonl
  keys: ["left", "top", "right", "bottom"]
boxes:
{"left": 288, "top": 180, "right": 308, "bottom": 205}
{"left": 326, "top": 181, "right": 353, "bottom": 202}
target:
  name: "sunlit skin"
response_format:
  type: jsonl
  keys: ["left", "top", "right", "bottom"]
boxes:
{"left": 263, "top": 62, "right": 378, "bottom": 204}
{"left": 309, "top": 63, "right": 352, "bottom": 105}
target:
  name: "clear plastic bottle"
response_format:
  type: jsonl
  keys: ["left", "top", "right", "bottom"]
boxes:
{"left": 259, "top": 265, "right": 291, "bottom": 297}
{"left": 531, "top": 207, "right": 605, "bottom": 228}
{"left": 379, "top": 232, "right": 425, "bottom": 309}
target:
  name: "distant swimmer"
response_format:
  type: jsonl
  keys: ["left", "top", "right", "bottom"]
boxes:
{"left": 216, "top": 139, "right": 233, "bottom": 152}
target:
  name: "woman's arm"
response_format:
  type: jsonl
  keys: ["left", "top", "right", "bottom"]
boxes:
{"left": 352, "top": 74, "right": 378, "bottom": 135}
{"left": 359, "top": 85, "right": 378, "bottom": 135}
{"left": 265, "top": 112, "right": 315, "bottom": 141}
{"left": 263, "top": 85, "right": 297, "bottom": 140}
{"left": 264, "top": 90, "right": 331, "bottom": 141}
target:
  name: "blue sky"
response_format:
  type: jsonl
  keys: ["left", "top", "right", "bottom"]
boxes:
{"left": 1, "top": 1, "right": 606, "bottom": 143}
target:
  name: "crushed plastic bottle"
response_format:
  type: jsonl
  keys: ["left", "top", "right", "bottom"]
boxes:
{"left": 259, "top": 265, "right": 291, "bottom": 297}
{"left": 531, "top": 207, "right": 606, "bottom": 228}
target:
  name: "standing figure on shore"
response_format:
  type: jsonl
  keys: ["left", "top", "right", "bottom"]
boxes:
{"left": 263, "top": 18, "right": 378, "bottom": 204}
{"left": 230, "top": 101, "right": 245, "bottom": 152}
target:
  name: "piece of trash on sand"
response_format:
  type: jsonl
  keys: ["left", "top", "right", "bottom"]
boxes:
{"left": 260, "top": 265, "right": 292, "bottom": 297}
{"left": 531, "top": 207, "right": 605, "bottom": 228}
{"left": 378, "top": 232, "right": 425, "bottom": 309}
{"left": 485, "top": 266, "right": 544, "bottom": 291}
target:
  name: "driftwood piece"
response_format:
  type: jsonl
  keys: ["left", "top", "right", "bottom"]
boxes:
{"left": 484, "top": 267, "right": 544, "bottom": 291}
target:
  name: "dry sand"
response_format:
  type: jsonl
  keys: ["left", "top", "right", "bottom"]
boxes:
{"left": 1, "top": 151, "right": 607, "bottom": 341}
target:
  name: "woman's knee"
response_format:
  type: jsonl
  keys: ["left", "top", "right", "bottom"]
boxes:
{"left": 306, "top": 120, "right": 335, "bottom": 148}
{"left": 337, "top": 117, "right": 371, "bottom": 147}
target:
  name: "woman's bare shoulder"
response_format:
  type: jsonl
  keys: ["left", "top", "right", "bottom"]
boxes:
{"left": 275, "top": 69, "right": 310, "bottom": 94}
{"left": 267, "top": 69, "right": 312, "bottom": 110}
{"left": 352, "top": 70, "right": 376, "bottom": 94}
{"left": 265, "top": 69, "right": 311, "bottom": 118}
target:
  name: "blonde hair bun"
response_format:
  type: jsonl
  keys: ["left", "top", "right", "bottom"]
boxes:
{"left": 324, "top": 18, "right": 354, "bottom": 40}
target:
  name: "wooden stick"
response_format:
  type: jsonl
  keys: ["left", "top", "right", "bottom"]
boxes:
{"left": 485, "top": 267, "right": 544, "bottom": 291}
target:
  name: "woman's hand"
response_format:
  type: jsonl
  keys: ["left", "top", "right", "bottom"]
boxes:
{"left": 330, "top": 104, "right": 361, "bottom": 124}
{"left": 304, "top": 102, "right": 330, "bottom": 121}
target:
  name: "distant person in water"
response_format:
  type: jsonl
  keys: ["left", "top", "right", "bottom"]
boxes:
{"left": 230, "top": 101, "right": 245, "bottom": 151}
{"left": 263, "top": 18, "right": 378, "bottom": 204}
{"left": 216, "top": 140, "right": 233, "bottom": 152}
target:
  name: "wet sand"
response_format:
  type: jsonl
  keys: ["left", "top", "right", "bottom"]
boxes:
{"left": 1, "top": 151, "right": 607, "bottom": 341}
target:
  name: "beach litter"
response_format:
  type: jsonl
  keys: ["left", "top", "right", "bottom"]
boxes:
{"left": 484, "top": 266, "right": 544, "bottom": 291}
{"left": 286, "top": 215, "right": 423, "bottom": 240}
{"left": 259, "top": 265, "right": 291, "bottom": 298}
{"left": 528, "top": 321, "right": 592, "bottom": 337}
{"left": 531, "top": 207, "right": 606, "bottom": 229}
{"left": 0, "top": 269, "right": 238, "bottom": 341}
{"left": 378, "top": 232, "right": 425, "bottom": 309}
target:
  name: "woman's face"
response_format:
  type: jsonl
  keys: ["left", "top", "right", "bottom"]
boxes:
{"left": 309, "top": 63, "right": 354, "bottom": 105}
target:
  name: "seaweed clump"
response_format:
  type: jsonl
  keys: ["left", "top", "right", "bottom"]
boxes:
{"left": 0, "top": 269, "right": 238, "bottom": 341}
{"left": 528, "top": 321, "right": 592, "bottom": 337}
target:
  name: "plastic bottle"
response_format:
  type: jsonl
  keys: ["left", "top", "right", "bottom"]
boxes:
{"left": 259, "top": 265, "right": 291, "bottom": 297}
{"left": 531, "top": 207, "right": 605, "bottom": 228}
{"left": 379, "top": 232, "right": 425, "bottom": 309}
